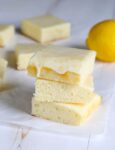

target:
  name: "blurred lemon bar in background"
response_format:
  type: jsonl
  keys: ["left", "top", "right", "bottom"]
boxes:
{"left": 21, "top": 15, "right": 71, "bottom": 43}
{"left": 28, "top": 45, "right": 96, "bottom": 85}
{"left": 15, "top": 43, "right": 45, "bottom": 70}
{"left": 0, "top": 58, "right": 7, "bottom": 89}
{"left": 32, "top": 95, "right": 101, "bottom": 125}
{"left": 0, "top": 25, "right": 15, "bottom": 47}
{"left": 0, "top": 58, "right": 7, "bottom": 79}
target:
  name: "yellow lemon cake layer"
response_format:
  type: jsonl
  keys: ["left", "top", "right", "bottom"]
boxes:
{"left": 28, "top": 45, "right": 96, "bottom": 84}
{"left": 0, "top": 25, "right": 15, "bottom": 47}
{"left": 32, "top": 96, "right": 101, "bottom": 125}
{"left": 21, "top": 15, "right": 71, "bottom": 43}
{"left": 15, "top": 44, "right": 45, "bottom": 70}
{"left": 34, "top": 79, "right": 98, "bottom": 104}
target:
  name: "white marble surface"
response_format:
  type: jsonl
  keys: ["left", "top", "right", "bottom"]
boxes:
{"left": 0, "top": 0, "right": 115, "bottom": 149}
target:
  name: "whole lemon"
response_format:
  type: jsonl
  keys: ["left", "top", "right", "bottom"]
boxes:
{"left": 86, "top": 20, "right": 115, "bottom": 62}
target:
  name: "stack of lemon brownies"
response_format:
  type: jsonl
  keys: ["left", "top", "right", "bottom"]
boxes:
{"left": 27, "top": 45, "right": 101, "bottom": 125}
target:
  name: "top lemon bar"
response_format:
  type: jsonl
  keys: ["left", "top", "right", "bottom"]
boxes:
{"left": 21, "top": 15, "right": 71, "bottom": 43}
{"left": 28, "top": 45, "right": 96, "bottom": 85}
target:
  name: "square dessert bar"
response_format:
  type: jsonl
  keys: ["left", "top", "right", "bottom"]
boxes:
{"left": 32, "top": 96, "right": 101, "bottom": 125}
{"left": 34, "top": 79, "right": 99, "bottom": 104}
{"left": 28, "top": 45, "right": 96, "bottom": 85}
{"left": 0, "top": 25, "right": 15, "bottom": 47}
{"left": 21, "top": 15, "right": 71, "bottom": 43}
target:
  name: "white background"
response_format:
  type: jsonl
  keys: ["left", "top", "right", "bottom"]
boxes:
{"left": 0, "top": 0, "right": 115, "bottom": 150}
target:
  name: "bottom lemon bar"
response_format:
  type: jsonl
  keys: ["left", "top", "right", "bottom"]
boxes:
{"left": 34, "top": 79, "right": 98, "bottom": 104}
{"left": 32, "top": 96, "right": 101, "bottom": 125}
